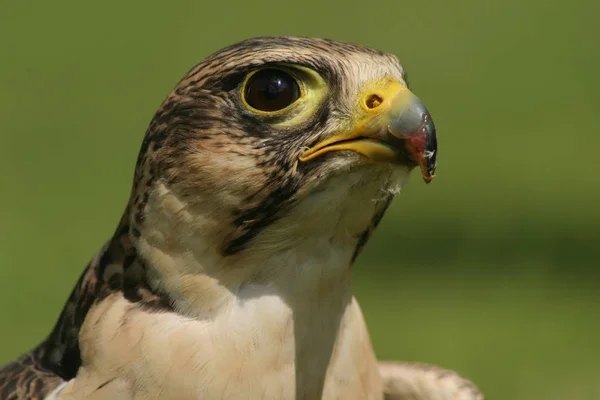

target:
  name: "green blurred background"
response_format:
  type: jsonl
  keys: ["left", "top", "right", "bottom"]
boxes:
{"left": 1, "top": 1, "right": 598, "bottom": 399}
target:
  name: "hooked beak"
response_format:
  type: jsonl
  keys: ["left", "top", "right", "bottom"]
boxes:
{"left": 299, "top": 80, "right": 437, "bottom": 183}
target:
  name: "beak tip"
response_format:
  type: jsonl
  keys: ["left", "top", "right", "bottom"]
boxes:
{"left": 418, "top": 160, "right": 436, "bottom": 184}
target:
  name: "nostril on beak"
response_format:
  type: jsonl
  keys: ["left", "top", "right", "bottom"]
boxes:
{"left": 365, "top": 94, "right": 384, "bottom": 109}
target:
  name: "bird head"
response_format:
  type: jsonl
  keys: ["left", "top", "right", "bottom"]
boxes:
{"left": 127, "top": 37, "right": 436, "bottom": 270}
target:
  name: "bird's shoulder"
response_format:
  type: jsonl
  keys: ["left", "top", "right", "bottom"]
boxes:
{"left": 0, "top": 350, "right": 64, "bottom": 400}
{"left": 0, "top": 244, "right": 109, "bottom": 399}
{"left": 0, "top": 239, "right": 131, "bottom": 399}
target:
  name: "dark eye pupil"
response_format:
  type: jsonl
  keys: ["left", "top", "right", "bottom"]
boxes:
{"left": 244, "top": 69, "right": 300, "bottom": 112}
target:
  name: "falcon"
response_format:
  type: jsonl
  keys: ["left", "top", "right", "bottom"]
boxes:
{"left": 0, "top": 37, "right": 483, "bottom": 400}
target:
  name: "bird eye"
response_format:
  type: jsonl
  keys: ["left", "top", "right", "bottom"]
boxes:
{"left": 243, "top": 69, "right": 301, "bottom": 112}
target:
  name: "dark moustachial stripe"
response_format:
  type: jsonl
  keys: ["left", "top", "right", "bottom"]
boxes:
{"left": 351, "top": 194, "right": 394, "bottom": 263}
{"left": 224, "top": 181, "right": 300, "bottom": 256}
{"left": 220, "top": 94, "right": 332, "bottom": 256}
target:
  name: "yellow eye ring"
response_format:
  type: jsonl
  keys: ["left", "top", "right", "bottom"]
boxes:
{"left": 241, "top": 66, "right": 305, "bottom": 115}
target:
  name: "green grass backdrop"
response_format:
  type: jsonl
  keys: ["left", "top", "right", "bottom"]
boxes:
{"left": 1, "top": 1, "right": 599, "bottom": 399}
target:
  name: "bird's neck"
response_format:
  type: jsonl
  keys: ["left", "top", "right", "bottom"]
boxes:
{"left": 129, "top": 178, "right": 391, "bottom": 395}
{"left": 134, "top": 177, "right": 391, "bottom": 320}
{"left": 135, "top": 203, "right": 359, "bottom": 398}
{"left": 137, "top": 225, "right": 355, "bottom": 318}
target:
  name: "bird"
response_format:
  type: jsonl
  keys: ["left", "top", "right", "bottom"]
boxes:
{"left": 0, "top": 36, "right": 483, "bottom": 400}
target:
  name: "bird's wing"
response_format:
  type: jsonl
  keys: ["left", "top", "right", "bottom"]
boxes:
{"left": 0, "top": 351, "right": 64, "bottom": 400}
{"left": 379, "top": 361, "right": 484, "bottom": 400}
{"left": 0, "top": 242, "right": 117, "bottom": 399}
